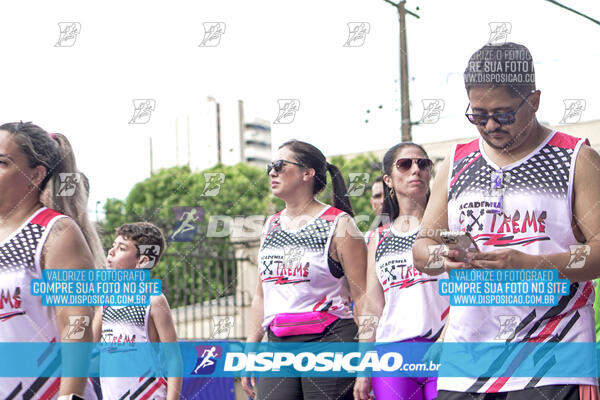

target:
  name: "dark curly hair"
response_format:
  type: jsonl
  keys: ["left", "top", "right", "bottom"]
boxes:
{"left": 115, "top": 222, "right": 166, "bottom": 266}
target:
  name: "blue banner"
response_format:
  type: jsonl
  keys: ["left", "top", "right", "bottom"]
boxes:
{"left": 439, "top": 269, "right": 570, "bottom": 306}
{"left": 0, "top": 342, "right": 596, "bottom": 378}
{"left": 30, "top": 269, "right": 162, "bottom": 306}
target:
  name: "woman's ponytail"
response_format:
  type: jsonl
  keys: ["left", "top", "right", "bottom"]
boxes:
{"left": 326, "top": 162, "right": 354, "bottom": 217}
{"left": 42, "top": 133, "right": 106, "bottom": 267}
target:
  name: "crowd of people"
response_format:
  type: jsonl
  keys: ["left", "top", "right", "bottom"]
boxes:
{"left": 242, "top": 42, "right": 600, "bottom": 400}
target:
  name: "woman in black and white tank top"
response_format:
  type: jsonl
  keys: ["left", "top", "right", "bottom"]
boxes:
{"left": 0, "top": 122, "right": 103, "bottom": 399}
{"left": 241, "top": 140, "right": 368, "bottom": 400}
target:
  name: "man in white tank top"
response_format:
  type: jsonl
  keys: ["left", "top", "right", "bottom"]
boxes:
{"left": 413, "top": 42, "right": 600, "bottom": 399}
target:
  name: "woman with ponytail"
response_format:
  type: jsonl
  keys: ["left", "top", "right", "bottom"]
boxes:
{"left": 0, "top": 121, "right": 98, "bottom": 399}
{"left": 242, "top": 139, "right": 367, "bottom": 400}
{"left": 40, "top": 132, "right": 106, "bottom": 267}
{"left": 354, "top": 143, "right": 449, "bottom": 400}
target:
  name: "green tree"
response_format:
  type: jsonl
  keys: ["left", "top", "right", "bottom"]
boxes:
{"left": 99, "top": 163, "right": 273, "bottom": 307}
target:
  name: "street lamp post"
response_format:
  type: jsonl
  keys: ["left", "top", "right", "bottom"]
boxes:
{"left": 207, "top": 96, "right": 222, "bottom": 164}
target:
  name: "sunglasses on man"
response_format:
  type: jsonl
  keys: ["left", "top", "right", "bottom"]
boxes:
{"left": 465, "top": 91, "right": 535, "bottom": 126}
{"left": 266, "top": 159, "right": 305, "bottom": 175}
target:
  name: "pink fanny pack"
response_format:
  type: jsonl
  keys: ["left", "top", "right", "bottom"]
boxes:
{"left": 269, "top": 312, "right": 339, "bottom": 337}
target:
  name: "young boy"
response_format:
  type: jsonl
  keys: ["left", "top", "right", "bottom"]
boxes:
{"left": 93, "top": 222, "right": 182, "bottom": 400}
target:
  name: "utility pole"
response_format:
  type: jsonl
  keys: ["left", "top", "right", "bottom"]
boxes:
{"left": 238, "top": 100, "right": 245, "bottom": 163}
{"left": 187, "top": 115, "right": 191, "bottom": 167}
{"left": 149, "top": 136, "right": 154, "bottom": 175}
{"left": 383, "top": 0, "right": 419, "bottom": 141}
{"left": 207, "top": 96, "right": 222, "bottom": 164}
{"left": 216, "top": 103, "right": 222, "bottom": 164}
{"left": 175, "top": 119, "right": 179, "bottom": 165}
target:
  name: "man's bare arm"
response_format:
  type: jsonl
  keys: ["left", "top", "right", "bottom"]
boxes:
{"left": 413, "top": 156, "right": 452, "bottom": 274}
{"left": 524, "top": 144, "right": 600, "bottom": 281}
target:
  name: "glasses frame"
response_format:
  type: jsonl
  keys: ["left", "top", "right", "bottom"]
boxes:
{"left": 394, "top": 158, "right": 433, "bottom": 172}
{"left": 465, "top": 91, "right": 535, "bottom": 126}
{"left": 266, "top": 159, "right": 305, "bottom": 175}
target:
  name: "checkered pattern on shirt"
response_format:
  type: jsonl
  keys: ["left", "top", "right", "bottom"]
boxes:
{"left": 375, "top": 229, "right": 417, "bottom": 262}
{"left": 103, "top": 305, "right": 148, "bottom": 328}
{"left": 260, "top": 216, "right": 333, "bottom": 253}
{"left": 0, "top": 223, "right": 44, "bottom": 272}
{"left": 449, "top": 144, "right": 573, "bottom": 201}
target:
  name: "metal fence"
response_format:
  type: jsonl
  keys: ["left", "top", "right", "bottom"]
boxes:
{"left": 156, "top": 239, "right": 259, "bottom": 340}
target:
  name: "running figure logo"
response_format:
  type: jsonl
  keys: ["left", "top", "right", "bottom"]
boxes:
{"left": 199, "top": 22, "right": 226, "bottom": 47}
{"left": 56, "top": 173, "right": 81, "bottom": 197}
{"left": 129, "top": 99, "right": 156, "bottom": 124}
{"left": 420, "top": 99, "right": 445, "bottom": 124}
{"left": 273, "top": 99, "right": 300, "bottom": 124}
{"left": 343, "top": 22, "right": 370, "bottom": 47}
{"left": 169, "top": 207, "right": 205, "bottom": 242}
{"left": 282, "top": 246, "right": 305, "bottom": 267}
{"left": 202, "top": 173, "right": 225, "bottom": 196}
{"left": 347, "top": 173, "right": 370, "bottom": 197}
{"left": 210, "top": 316, "right": 234, "bottom": 339}
{"left": 64, "top": 315, "right": 90, "bottom": 340}
{"left": 495, "top": 315, "right": 520, "bottom": 340}
{"left": 426, "top": 244, "right": 446, "bottom": 269}
{"left": 138, "top": 245, "right": 161, "bottom": 269}
{"left": 192, "top": 345, "right": 222, "bottom": 375}
{"left": 487, "top": 22, "right": 512, "bottom": 45}
{"left": 566, "top": 245, "right": 590, "bottom": 269}
{"left": 354, "top": 315, "right": 379, "bottom": 340}
{"left": 559, "top": 99, "right": 586, "bottom": 124}
{"left": 55, "top": 22, "right": 81, "bottom": 47}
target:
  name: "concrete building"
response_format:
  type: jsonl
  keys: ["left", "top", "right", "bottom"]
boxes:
{"left": 241, "top": 119, "right": 272, "bottom": 168}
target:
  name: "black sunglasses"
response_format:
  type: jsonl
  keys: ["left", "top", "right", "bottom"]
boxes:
{"left": 465, "top": 91, "right": 535, "bottom": 126}
{"left": 266, "top": 159, "right": 305, "bottom": 175}
{"left": 395, "top": 158, "right": 433, "bottom": 171}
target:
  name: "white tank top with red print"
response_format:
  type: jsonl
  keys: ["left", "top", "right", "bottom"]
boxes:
{"left": 439, "top": 131, "right": 596, "bottom": 392}
{"left": 259, "top": 205, "right": 354, "bottom": 329}
{"left": 0, "top": 207, "right": 97, "bottom": 399}
{"left": 100, "top": 303, "right": 167, "bottom": 400}
{"left": 374, "top": 223, "right": 449, "bottom": 342}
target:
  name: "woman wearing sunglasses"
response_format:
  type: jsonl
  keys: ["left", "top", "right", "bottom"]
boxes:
{"left": 242, "top": 139, "right": 367, "bottom": 400}
{"left": 354, "top": 143, "right": 449, "bottom": 400}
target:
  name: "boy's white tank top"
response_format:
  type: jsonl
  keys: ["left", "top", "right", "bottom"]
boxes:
{"left": 100, "top": 303, "right": 167, "bottom": 400}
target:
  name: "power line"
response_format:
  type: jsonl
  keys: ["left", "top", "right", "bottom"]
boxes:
{"left": 544, "top": 0, "right": 600, "bottom": 26}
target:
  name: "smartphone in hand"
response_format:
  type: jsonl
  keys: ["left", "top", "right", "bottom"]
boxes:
{"left": 440, "top": 231, "right": 480, "bottom": 263}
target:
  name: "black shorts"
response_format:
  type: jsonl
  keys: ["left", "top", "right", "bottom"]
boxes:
{"left": 255, "top": 318, "right": 358, "bottom": 400}
{"left": 436, "top": 384, "right": 580, "bottom": 400}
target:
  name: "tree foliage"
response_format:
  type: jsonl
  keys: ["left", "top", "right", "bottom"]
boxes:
{"left": 99, "top": 154, "right": 384, "bottom": 307}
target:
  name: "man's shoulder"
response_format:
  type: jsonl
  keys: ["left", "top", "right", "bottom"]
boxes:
{"left": 454, "top": 138, "right": 480, "bottom": 162}
{"left": 547, "top": 130, "right": 589, "bottom": 150}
